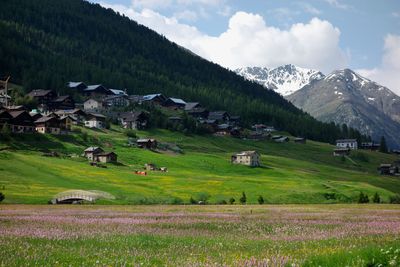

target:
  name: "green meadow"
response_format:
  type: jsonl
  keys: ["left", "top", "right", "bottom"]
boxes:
{"left": 0, "top": 126, "right": 399, "bottom": 204}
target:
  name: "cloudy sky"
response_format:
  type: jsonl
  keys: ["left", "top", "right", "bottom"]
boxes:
{"left": 94, "top": 0, "right": 400, "bottom": 94}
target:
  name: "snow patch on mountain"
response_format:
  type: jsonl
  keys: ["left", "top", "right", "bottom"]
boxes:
{"left": 235, "top": 64, "right": 325, "bottom": 96}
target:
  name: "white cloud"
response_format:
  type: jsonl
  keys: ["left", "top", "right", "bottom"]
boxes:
{"left": 358, "top": 34, "right": 400, "bottom": 95}
{"left": 301, "top": 3, "right": 322, "bottom": 15}
{"left": 173, "top": 10, "right": 198, "bottom": 21}
{"left": 132, "top": 0, "right": 173, "bottom": 10}
{"left": 101, "top": 2, "right": 348, "bottom": 73}
{"left": 325, "top": 0, "right": 350, "bottom": 10}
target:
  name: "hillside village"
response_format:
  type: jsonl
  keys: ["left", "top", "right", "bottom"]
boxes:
{"left": 0, "top": 79, "right": 399, "bottom": 177}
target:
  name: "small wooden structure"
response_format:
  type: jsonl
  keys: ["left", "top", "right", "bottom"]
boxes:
{"left": 294, "top": 137, "right": 306, "bottom": 144}
{"left": 137, "top": 138, "right": 158, "bottom": 149}
{"left": 333, "top": 148, "right": 350, "bottom": 157}
{"left": 95, "top": 152, "right": 117, "bottom": 163}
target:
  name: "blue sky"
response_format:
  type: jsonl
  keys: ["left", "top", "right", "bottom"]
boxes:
{"left": 96, "top": 0, "right": 400, "bottom": 93}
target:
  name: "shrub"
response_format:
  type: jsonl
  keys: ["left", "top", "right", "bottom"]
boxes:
{"left": 0, "top": 123, "right": 11, "bottom": 141}
{"left": 0, "top": 192, "right": 4, "bottom": 202}
{"left": 373, "top": 192, "right": 381, "bottom": 203}
{"left": 358, "top": 192, "right": 369, "bottom": 203}
{"left": 216, "top": 199, "right": 227, "bottom": 205}
{"left": 82, "top": 131, "right": 88, "bottom": 142}
{"left": 189, "top": 196, "right": 197, "bottom": 204}
{"left": 240, "top": 192, "right": 247, "bottom": 204}
{"left": 389, "top": 194, "right": 400, "bottom": 204}
{"left": 124, "top": 129, "right": 136, "bottom": 138}
{"left": 228, "top": 197, "right": 235, "bottom": 204}
{"left": 324, "top": 193, "right": 336, "bottom": 200}
{"left": 196, "top": 192, "right": 210, "bottom": 204}
{"left": 352, "top": 152, "right": 369, "bottom": 162}
{"left": 257, "top": 195, "right": 264, "bottom": 204}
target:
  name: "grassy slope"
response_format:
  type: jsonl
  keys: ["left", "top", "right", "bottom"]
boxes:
{"left": 0, "top": 126, "right": 399, "bottom": 204}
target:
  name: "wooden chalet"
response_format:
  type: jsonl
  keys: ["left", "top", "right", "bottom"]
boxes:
{"left": 333, "top": 148, "right": 350, "bottom": 157}
{"left": 50, "top": 95, "right": 75, "bottom": 110}
{"left": 29, "top": 112, "right": 43, "bottom": 121}
{"left": 142, "top": 94, "right": 167, "bottom": 105}
{"left": 378, "top": 161, "right": 400, "bottom": 176}
{"left": 67, "top": 82, "right": 87, "bottom": 92}
{"left": 361, "top": 142, "right": 380, "bottom": 151}
{"left": 120, "top": 111, "right": 149, "bottom": 130}
{"left": 34, "top": 116, "right": 61, "bottom": 134}
{"left": 85, "top": 113, "right": 106, "bottom": 129}
{"left": 84, "top": 147, "right": 104, "bottom": 161}
{"left": 103, "top": 94, "right": 129, "bottom": 107}
{"left": 294, "top": 137, "right": 306, "bottom": 144}
{"left": 187, "top": 108, "right": 209, "bottom": 119}
{"left": 27, "top": 89, "right": 57, "bottom": 105}
{"left": 184, "top": 102, "right": 202, "bottom": 111}
{"left": 59, "top": 115, "right": 75, "bottom": 131}
{"left": 95, "top": 152, "right": 117, "bottom": 163}
{"left": 208, "top": 111, "right": 230, "bottom": 123}
{"left": 164, "top": 97, "right": 186, "bottom": 109}
{"left": 137, "top": 138, "right": 158, "bottom": 149}
{"left": 84, "top": 84, "right": 111, "bottom": 97}
{"left": 8, "top": 110, "right": 35, "bottom": 133}
{"left": 55, "top": 109, "right": 87, "bottom": 124}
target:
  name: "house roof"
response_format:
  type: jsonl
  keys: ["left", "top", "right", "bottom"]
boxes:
{"left": 53, "top": 95, "right": 71, "bottom": 102}
{"left": 379, "top": 164, "right": 392, "bottom": 168}
{"left": 184, "top": 102, "right": 200, "bottom": 111}
{"left": 8, "top": 110, "right": 27, "bottom": 118}
{"left": 87, "top": 113, "right": 106, "bottom": 119}
{"left": 109, "top": 89, "right": 127, "bottom": 96}
{"left": 67, "top": 82, "right": 86, "bottom": 88}
{"left": 27, "top": 89, "right": 54, "bottom": 97}
{"left": 234, "top": 151, "right": 259, "bottom": 156}
{"left": 84, "top": 84, "right": 109, "bottom": 92}
{"left": 34, "top": 116, "right": 58, "bottom": 124}
{"left": 84, "top": 98, "right": 102, "bottom": 104}
{"left": 208, "top": 111, "right": 229, "bottom": 120}
{"left": 6, "top": 105, "right": 26, "bottom": 111}
{"left": 143, "top": 93, "right": 164, "bottom": 101}
{"left": 121, "top": 111, "right": 147, "bottom": 122}
{"left": 84, "top": 146, "right": 104, "bottom": 152}
{"left": 167, "top": 97, "right": 186, "bottom": 105}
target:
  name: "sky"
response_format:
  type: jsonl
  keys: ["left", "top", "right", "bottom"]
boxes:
{"left": 93, "top": 0, "right": 400, "bottom": 94}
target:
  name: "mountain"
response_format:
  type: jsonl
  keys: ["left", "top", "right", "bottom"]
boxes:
{"left": 235, "top": 64, "right": 325, "bottom": 96}
{"left": 287, "top": 69, "right": 400, "bottom": 149}
{"left": 0, "top": 0, "right": 364, "bottom": 144}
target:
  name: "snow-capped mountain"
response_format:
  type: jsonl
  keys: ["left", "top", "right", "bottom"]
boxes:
{"left": 235, "top": 64, "right": 325, "bottom": 96}
{"left": 287, "top": 69, "right": 400, "bottom": 148}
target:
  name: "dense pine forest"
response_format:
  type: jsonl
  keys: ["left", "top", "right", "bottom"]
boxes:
{"left": 0, "top": 0, "right": 368, "bottom": 143}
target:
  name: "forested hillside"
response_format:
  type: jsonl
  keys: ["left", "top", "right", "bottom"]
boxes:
{"left": 0, "top": 0, "right": 366, "bottom": 143}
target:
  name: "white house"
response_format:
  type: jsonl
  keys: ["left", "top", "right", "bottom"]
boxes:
{"left": 336, "top": 139, "right": 358, "bottom": 150}
{"left": 84, "top": 113, "right": 106, "bottom": 129}
{"left": 231, "top": 151, "right": 260, "bottom": 167}
{"left": 84, "top": 99, "right": 103, "bottom": 112}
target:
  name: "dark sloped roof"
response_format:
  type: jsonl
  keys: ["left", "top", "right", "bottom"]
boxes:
{"left": 53, "top": 95, "right": 71, "bottom": 102}
{"left": 34, "top": 116, "right": 58, "bottom": 123}
{"left": 27, "top": 89, "right": 54, "bottom": 97}
{"left": 184, "top": 102, "right": 200, "bottom": 111}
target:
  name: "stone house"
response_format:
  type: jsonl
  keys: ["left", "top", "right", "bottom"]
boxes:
{"left": 231, "top": 151, "right": 260, "bottom": 167}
